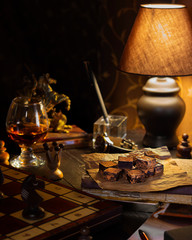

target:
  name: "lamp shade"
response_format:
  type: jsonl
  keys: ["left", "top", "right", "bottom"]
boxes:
{"left": 119, "top": 4, "right": 192, "bottom": 76}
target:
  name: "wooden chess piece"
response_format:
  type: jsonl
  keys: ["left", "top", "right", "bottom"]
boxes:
{"left": 21, "top": 174, "right": 45, "bottom": 220}
{"left": 78, "top": 226, "right": 93, "bottom": 240}
{"left": 0, "top": 140, "right": 9, "bottom": 165}
{"left": 43, "top": 142, "right": 64, "bottom": 180}
{"left": 177, "top": 133, "right": 192, "bottom": 159}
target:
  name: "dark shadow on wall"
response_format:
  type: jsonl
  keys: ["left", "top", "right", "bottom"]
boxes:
{"left": 0, "top": 0, "right": 104, "bottom": 153}
{"left": 1, "top": 0, "right": 176, "bottom": 154}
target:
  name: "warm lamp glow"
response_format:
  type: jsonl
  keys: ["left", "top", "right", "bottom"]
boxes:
{"left": 119, "top": 4, "right": 192, "bottom": 148}
{"left": 119, "top": 4, "right": 192, "bottom": 76}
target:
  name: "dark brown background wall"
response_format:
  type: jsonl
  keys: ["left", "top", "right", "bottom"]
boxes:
{"left": 1, "top": 0, "right": 192, "bottom": 152}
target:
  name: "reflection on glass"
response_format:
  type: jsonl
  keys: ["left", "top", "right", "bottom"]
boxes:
{"left": 6, "top": 97, "right": 49, "bottom": 169}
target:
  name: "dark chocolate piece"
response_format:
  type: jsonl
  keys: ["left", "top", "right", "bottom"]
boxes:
{"left": 99, "top": 161, "right": 117, "bottom": 172}
{"left": 103, "top": 168, "right": 123, "bottom": 181}
{"left": 135, "top": 155, "right": 156, "bottom": 170}
{"left": 125, "top": 169, "right": 145, "bottom": 184}
{"left": 141, "top": 167, "right": 155, "bottom": 177}
{"left": 118, "top": 156, "right": 134, "bottom": 169}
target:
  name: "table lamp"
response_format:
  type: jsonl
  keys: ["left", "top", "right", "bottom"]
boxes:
{"left": 119, "top": 4, "right": 192, "bottom": 148}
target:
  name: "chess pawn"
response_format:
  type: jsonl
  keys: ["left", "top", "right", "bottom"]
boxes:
{"left": 0, "top": 140, "right": 9, "bottom": 165}
{"left": 177, "top": 133, "right": 192, "bottom": 159}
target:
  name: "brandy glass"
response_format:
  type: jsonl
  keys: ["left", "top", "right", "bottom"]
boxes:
{"left": 6, "top": 97, "right": 49, "bottom": 169}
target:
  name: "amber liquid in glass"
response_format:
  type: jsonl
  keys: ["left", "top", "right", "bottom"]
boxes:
{"left": 7, "top": 124, "right": 48, "bottom": 146}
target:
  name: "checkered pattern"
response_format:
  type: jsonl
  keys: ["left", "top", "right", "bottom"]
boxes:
{"left": 0, "top": 164, "right": 121, "bottom": 240}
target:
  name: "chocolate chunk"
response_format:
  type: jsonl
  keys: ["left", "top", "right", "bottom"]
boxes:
{"left": 99, "top": 161, "right": 117, "bottom": 172}
{"left": 125, "top": 169, "right": 146, "bottom": 184}
{"left": 103, "top": 168, "right": 123, "bottom": 181}
{"left": 118, "top": 156, "right": 134, "bottom": 169}
{"left": 141, "top": 167, "right": 155, "bottom": 177}
{"left": 135, "top": 155, "right": 156, "bottom": 170}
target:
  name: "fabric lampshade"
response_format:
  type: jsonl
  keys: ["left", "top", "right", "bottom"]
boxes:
{"left": 119, "top": 4, "right": 192, "bottom": 77}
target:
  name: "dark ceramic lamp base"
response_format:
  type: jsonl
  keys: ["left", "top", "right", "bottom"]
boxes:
{"left": 142, "top": 133, "right": 179, "bottom": 149}
{"left": 137, "top": 77, "right": 185, "bottom": 149}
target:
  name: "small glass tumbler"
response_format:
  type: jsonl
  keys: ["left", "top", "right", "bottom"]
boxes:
{"left": 92, "top": 115, "right": 127, "bottom": 149}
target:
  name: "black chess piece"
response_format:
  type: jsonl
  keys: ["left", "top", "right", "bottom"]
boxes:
{"left": 78, "top": 226, "right": 93, "bottom": 240}
{"left": 0, "top": 167, "right": 4, "bottom": 199}
{"left": 177, "top": 133, "right": 192, "bottom": 159}
{"left": 21, "top": 174, "right": 45, "bottom": 220}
